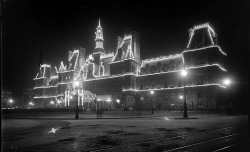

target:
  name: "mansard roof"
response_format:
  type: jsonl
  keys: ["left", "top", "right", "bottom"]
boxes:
{"left": 112, "top": 34, "right": 134, "bottom": 62}
{"left": 141, "top": 54, "right": 183, "bottom": 68}
{"left": 101, "top": 55, "right": 113, "bottom": 65}
{"left": 35, "top": 64, "right": 51, "bottom": 79}
{"left": 187, "top": 23, "right": 216, "bottom": 50}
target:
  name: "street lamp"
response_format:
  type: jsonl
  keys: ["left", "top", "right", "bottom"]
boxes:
{"left": 179, "top": 95, "right": 183, "bottom": 99}
{"left": 150, "top": 90, "right": 154, "bottom": 114}
{"left": 116, "top": 99, "right": 120, "bottom": 103}
{"left": 181, "top": 70, "right": 187, "bottom": 77}
{"left": 150, "top": 90, "right": 154, "bottom": 95}
{"left": 107, "top": 98, "right": 111, "bottom": 110}
{"left": 181, "top": 70, "right": 188, "bottom": 118}
{"left": 224, "top": 79, "right": 231, "bottom": 86}
{"left": 57, "top": 100, "right": 62, "bottom": 108}
{"left": 140, "top": 97, "right": 144, "bottom": 112}
{"left": 9, "top": 99, "right": 13, "bottom": 108}
{"left": 116, "top": 99, "right": 120, "bottom": 110}
{"left": 179, "top": 95, "right": 184, "bottom": 112}
{"left": 95, "top": 97, "right": 100, "bottom": 115}
{"left": 73, "top": 81, "right": 80, "bottom": 119}
{"left": 223, "top": 78, "right": 231, "bottom": 110}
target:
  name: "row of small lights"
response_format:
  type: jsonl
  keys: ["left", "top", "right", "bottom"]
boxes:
{"left": 30, "top": 97, "right": 119, "bottom": 107}
{"left": 34, "top": 62, "right": 226, "bottom": 90}
{"left": 33, "top": 71, "right": 231, "bottom": 106}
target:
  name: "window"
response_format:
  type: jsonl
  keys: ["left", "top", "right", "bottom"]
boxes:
{"left": 170, "top": 93, "right": 175, "bottom": 100}
{"left": 197, "top": 91, "right": 203, "bottom": 99}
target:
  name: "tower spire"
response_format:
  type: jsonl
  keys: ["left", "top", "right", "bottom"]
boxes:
{"left": 94, "top": 18, "right": 105, "bottom": 53}
{"left": 98, "top": 18, "right": 101, "bottom": 27}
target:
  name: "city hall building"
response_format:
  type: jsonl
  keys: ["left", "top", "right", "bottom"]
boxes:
{"left": 33, "top": 20, "right": 228, "bottom": 110}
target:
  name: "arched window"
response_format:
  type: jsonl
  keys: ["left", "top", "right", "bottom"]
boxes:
{"left": 150, "top": 65, "right": 156, "bottom": 74}
{"left": 163, "top": 64, "right": 169, "bottom": 72}
{"left": 156, "top": 62, "right": 162, "bottom": 73}
{"left": 169, "top": 60, "right": 176, "bottom": 71}
{"left": 99, "top": 63, "right": 105, "bottom": 76}
{"left": 145, "top": 64, "right": 150, "bottom": 74}
{"left": 140, "top": 67, "right": 145, "bottom": 75}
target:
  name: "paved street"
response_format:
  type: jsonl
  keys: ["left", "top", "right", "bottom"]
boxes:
{"left": 2, "top": 111, "right": 248, "bottom": 152}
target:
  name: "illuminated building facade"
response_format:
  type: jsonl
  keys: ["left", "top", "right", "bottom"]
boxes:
{"left": 22, "top": 88, "right": 35, "bottom": 108}
{"left": 1, "top": 89, "right": 13, "bottom": 109}
{"left": 33, "top": 21, "right": 228, "bottom": 110}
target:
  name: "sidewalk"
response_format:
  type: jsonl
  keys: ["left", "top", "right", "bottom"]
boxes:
{"left": 2, "top": 110, "right": 165, "bottom": 120}
{"left": 1, "top": 110, "right": 231, "bottom": 120}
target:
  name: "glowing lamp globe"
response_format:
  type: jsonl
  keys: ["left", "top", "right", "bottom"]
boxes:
{"left": 116, "top": 99, "right": 120, "bottom": 103}
{"left": 181, "top": 70, "right": 187, "bottom": 77}
{"left": 224, "top": 79, "right": 231, "bottom": 86}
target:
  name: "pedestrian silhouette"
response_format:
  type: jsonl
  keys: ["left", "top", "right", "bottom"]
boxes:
{"left": 97, "top": 107, "right": 100, "bottom": 118}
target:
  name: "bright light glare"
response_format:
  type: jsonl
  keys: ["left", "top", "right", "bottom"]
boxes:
{"left": 116, "top": 99, "right": 120, "bottom": 103}
{"left": 9, "top": 99, "right": 13, "bottom": 103}
{"left": 107, "top": 98, "right": 111, "bottom": 102}
{"left": 50, "top": 101, "right": 55, "bottom": 104}
{"left": 29, "top": 102, "right": 34, "bottom": 106}
{"left": 74, "top": 81, "right": 79, "bottom": 87}
{"left": 150, "top": 90, "right": 154, "bottom": 94}
{"left": 224, "top": 79, "right": 231, "bottom": 86}
{"left": 181, "top": 70, "right": 187, "bottom": 77}
{"left": 179, "top": 95, "right": 183, "bottom": 99}
{"left": 70, "top": 96, "right": 73, "bottom": 99}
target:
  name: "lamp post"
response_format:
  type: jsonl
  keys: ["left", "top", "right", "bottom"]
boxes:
{"left": 57, "top": 100, "right": 62, "bottom": 108}
{"left": 224, "top": 79, "right": 231, "bottom": 111}
{"left": 181, "top": 70, "right": 188, "bottom": 118}
{"left": 179, "top": 95, "right": 183, "bottom": 113}
{"left": 29, "top": 102, "right": 34, "bottom": 107}
{"left": 116, "top": 98, "right": 120, "bottom": 109}
{"left": 73, "top": 81, "right": 80, "bottom": 119}
{"left": 9, "top": 99, "right": 13, "bottom": 108}
{"left": 150, "top": 90, "right": 154, "bottom": 114}
{"left": 140, "top": 96, "right": 144, "bottom": 114}
{"left": 107, "top": 98, "right": 111, "bottom": 110}
{"left": 179, "top": 95, "right": 183, "bottom": 99}
{"left": 50, "top": 101, "right": 55, "bottom": 108}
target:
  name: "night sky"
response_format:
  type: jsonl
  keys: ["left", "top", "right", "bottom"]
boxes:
{"left": 2, "top": 0, "right": 249, "bottom": 104}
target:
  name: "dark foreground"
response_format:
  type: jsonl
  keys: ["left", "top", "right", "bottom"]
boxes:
{"left": 2, "top": 111, "right": 248, "bottom": 152}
